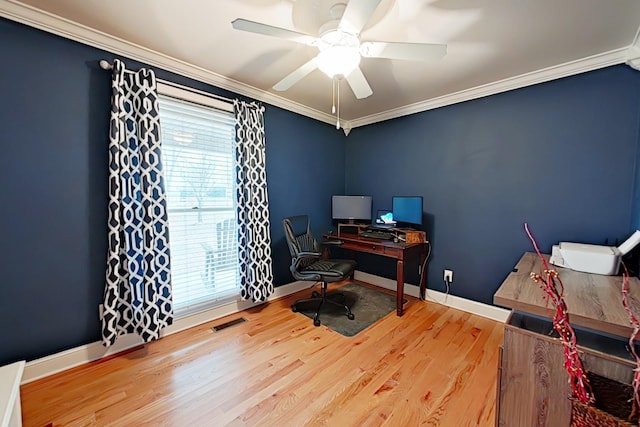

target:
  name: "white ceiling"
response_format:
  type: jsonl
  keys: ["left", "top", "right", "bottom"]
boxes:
{"left": 3, "top": 0, "right": 640, "bottom": 131}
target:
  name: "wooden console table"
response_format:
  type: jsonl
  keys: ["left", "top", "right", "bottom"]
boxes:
{"left": 324, "top": 233, "right": 427, "bottom": 316}
{"left": 494, "top": 251, "right": 640, "bottom": 338}
{"left": 493, "top": 252, "right": 640, "bottom": 426}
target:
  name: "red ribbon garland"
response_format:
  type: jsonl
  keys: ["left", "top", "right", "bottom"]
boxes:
{"left": 620, "top": 262, "right": 640, "bottom": 417}
{"left": 524, "top": 223, "right": 594, "bottom": 405}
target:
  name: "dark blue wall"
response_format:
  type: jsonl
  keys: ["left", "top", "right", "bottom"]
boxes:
{"left": 3, "top": 14, "right": 640, "bottom": 367}
{"left": 0, "top": 18, "right": 344, "bottom": 366}
{"left": 346, "top": 65, "right": 640, "bottom": 304}
{"left": 265, "top": 109, "right": 347, "bottom": 286}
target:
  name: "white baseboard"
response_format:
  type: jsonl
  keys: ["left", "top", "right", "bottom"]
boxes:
{"left": 23, "top": 274, "right": 509, "bottom": 383}
{"left": 354, "top": 271, "right": 510, "bottom": 323}
{"left": 22, "top": 281, "right": 310, "bottom": 384}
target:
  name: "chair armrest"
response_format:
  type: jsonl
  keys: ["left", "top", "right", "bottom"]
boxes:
{"left": 292, "top": 251, "right": 322, "bottom": 272}
{"left": 297, "top": 251, "right": 322, "bottom": 257}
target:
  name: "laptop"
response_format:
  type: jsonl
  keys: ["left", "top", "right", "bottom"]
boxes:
{"left": 371, "top": 210, "right": 396, "bottom": 229}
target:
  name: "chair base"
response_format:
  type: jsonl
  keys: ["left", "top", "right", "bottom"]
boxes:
{"left": 291, "top": 282, "right": 355, "bottom": 327}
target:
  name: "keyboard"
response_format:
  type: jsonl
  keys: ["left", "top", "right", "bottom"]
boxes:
{"left": 368, "top": 223, "right": 395, "bottom": 230}
{"left": 359, "top": 229, "right": 395, "bottom": 240}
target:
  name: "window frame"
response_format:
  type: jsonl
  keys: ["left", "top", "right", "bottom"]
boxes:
{"left": 157, "top": 82, "right": 239, "bottom": 317}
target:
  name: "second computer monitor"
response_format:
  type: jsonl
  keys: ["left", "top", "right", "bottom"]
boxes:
{"left": 392, "top": 196, "right": 423, "bottom": 226}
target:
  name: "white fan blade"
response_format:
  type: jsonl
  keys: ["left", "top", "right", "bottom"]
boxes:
{"left": 232, "top": 19, "right": 317, "bottom": 46}
{"left": 345, "top": 67, "right": 373, "bottom": 99}
{"left": 273, "top": 57, "right": 318, "bottom": 91}
{"left": 339, "top": 0, "right": 382, "bottom": 35}
{"left": 361, "top": 41, "right": 447, "bottom": 61}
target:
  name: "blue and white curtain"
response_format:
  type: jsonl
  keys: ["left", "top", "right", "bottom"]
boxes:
{"left": 234, "top": 100, "right": 274, "bottom": 302}
{"left": 101, "top": 59, "right": 173, "bottom": 347}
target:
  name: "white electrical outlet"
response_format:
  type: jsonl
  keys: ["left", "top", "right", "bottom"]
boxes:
{"left": 443, "top": 269, "right": 453, "bottom": 283}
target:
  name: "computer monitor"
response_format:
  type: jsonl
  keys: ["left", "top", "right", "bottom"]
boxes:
{"left": 392, "top": 196, "right": 423, "bottom": 226}
{"left": 332, "top": 195, "right": 372, "bottom": 223}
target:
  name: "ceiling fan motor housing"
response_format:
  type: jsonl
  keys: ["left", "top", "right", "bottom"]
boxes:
{"left": 232, "top": 0, "right": 445, "bottom": 101}
{"left": 317, "top": 14, "right": 361, "bottom": 78}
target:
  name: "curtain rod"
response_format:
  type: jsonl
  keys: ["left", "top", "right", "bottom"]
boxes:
{"left": 99, "top": 59, "right": 233, "bottom": 105}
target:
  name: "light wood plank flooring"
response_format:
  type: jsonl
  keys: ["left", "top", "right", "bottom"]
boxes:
{"left": 21, "top": 281, "right": 504, "bottom": 427}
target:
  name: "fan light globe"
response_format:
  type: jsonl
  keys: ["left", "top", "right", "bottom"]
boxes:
{"left": 317, "top": 46, "right": 360, "bottom": 78}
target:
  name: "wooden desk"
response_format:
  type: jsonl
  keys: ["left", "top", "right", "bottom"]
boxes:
{"left": 494, "top": 251, "right": 640, "bottom": 338}
{"left": 324, "top": 233, "right": 427, "bottom": 316}
{"left": 493, "top": 252, "right": 640, "bottom": 426}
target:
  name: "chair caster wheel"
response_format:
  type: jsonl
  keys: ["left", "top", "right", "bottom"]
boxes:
{"left": 311, "top": 291, "right": 319, "bottom": 298}
{"left": 291, "top": 305, "right": 298, "bottom": 312}
{"left": 313, "top": 318, "right": 321, "bottom": 327}
{"left": 347, "top": 313, "right": 355, "bottom": 320}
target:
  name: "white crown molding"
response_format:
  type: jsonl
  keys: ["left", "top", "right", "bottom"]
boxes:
{"left": 0, "top": 0, "right": 339, "bottom": 128}
{"left": 626, "top": 23, "right": 640, "bottom": 71}
{"left": 350, "top": 48, "right": 630, "bottom": 129}
{"left": 627, "top": 47, "right": 640, "bottom": 71}
{"left": 0, "top": 0, "right": 631, "bottom": 131}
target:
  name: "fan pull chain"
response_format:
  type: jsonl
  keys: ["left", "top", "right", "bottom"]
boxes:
{"left": 336, "top": 79, "right": 341, "bottom": 129}
{"left": 332, "top": 77, "right": 336, "bottom": 114}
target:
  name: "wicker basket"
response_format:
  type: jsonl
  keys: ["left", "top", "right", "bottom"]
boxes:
{"left": 570, "top": 372, "right": 637, "bottom": 427}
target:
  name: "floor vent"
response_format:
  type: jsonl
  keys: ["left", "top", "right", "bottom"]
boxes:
{"left": 212, "top": 317, "right": 247, "bottom": 332}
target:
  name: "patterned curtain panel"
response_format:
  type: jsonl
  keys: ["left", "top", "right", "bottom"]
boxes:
{"left": 101, "top": 59, "right": 173, "bottom": 347}
{"left": 234, "top": 100, "right": 275, "bottom": 302}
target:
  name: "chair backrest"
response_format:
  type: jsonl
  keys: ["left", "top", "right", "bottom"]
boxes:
{"left": 283, "top": 215, "right": 320, "bottom": 268}
{"left": 216, "top": 218, "right": 237, "bottom": 267}
{"left": 217, "top": 218, "right": 236, "bottom": 250}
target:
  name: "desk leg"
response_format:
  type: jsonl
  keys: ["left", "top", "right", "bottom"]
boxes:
{"left": 419, "top": 250, "right": 427, "bottom": 301}
{"left": 396, "top": 259, "right": 404, "bottom": 316}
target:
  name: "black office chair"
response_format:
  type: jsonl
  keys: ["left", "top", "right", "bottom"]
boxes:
{"left": 283, "top": 215, "right": 356, "bottom": 327}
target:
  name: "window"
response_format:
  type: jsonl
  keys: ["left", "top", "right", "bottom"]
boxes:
{"left": 157, "top": 83, "right": 238, "bottom": 316}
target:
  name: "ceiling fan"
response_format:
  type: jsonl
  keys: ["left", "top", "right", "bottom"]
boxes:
{"left": 232, "top": 0, "right": 447, "bottom": 126}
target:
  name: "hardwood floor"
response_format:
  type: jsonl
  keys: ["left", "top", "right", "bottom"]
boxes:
{"left": 21, "top": 281, "right": 504, "bottom": 427}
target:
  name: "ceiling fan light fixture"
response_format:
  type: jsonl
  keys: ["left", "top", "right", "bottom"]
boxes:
{"left": 317, "top": 46, "right": 360, "bottom": 78}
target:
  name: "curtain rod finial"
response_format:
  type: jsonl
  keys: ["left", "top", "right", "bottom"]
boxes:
{"left": 100, "top": 60, "right": 113, "bottom": 70}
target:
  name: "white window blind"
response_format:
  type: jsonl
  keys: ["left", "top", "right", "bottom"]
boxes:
{"left": 158, "top": 90, "right": 239, "bottom": 316}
